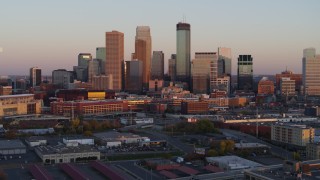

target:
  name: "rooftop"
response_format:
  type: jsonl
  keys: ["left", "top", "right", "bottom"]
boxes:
{"left": 235, "top": 143, "right": 270, "bottom": 149}
{"left": 0, "top": 94, "right": 34, "bottom": 99}
{"left": 206, "top": 156, "right": 262, "bottom": 169}
{"left": 0, "top": 139, "right": 26, "bottom": 150}
{"left": 35, "top": 145, "right": 99, "bottom": 155}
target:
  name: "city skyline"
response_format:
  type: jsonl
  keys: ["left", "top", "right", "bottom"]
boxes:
{"left": 0, "top": 0, "right": 320, "bottom": 75}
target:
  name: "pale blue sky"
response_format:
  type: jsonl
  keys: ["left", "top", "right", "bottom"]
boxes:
{"left": 0, "top": 0, "right": 319, "bottom": 75}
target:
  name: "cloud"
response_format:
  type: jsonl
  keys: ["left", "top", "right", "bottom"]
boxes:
{"left": 0, "top": 47, "right": 3, "bottom": 53}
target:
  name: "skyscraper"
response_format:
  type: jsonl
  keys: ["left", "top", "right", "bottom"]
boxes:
{"left": 96, "top": 47, "right": 106, "bottom": 74}
{"left": 124, "top": 60, "right": 143, "bottom": 94}
{"left": 105, "top": 31, "right": 124, "bottom": 91}
{"left": 176, "top": 22, "right": 191, "bottom": 88}
{"left": 135, "top": 26, "right": 151, "bottom": 91}
{"left": 302, "top": 48, "right": 320, "bottom": 96}
{"left": 78, "top": 53, "right": 92, "bottom": 67}
{"left": 168, "top": 54, "right": 176, "bottom": 82}
{"left": 191, "top": 52, "right": 218, "bottom": 94}
{"left": 218, "top": 47, "right": 232, "bottom": 77}
{"left": 88, "top": 59, "right": 102, "bottom": 83}
{"left": 238, "top": 55, "right": 253, "bottom": 91}
{"left": 30, "top": 67, "right": 41, "bottom": 87}
{"left": 151, "top": 51, "right": 164, "bottom": 80}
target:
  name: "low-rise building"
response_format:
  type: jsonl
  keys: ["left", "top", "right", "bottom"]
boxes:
{"left": 206, "top": 156, "right": 262, "bottom": 170}
{"left": 0, "top": 85, "right": 12, "bottom": 96}
{"left": 26, "top": 136, "right": 47, "bottom": 147}
{"left": 181, "top": 101, "right": 209, "bottom": 114}
{"left": 0, "top": 139, "right": 27, "bottom": 155}
{"left": 94, "top": 131, "right": 150, "bottom": 145}
{"left": 0, "top": 94, "right": 41, "bottom": 117}
{"left": 35, "top": 144, "right": 100, "bottom": 164}
{"left": 63, "top": 137, "right": 94, "bottom": 146}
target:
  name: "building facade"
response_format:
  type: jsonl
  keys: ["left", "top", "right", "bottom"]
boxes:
{"left": 271, "top": 124, "right": 314, "bottom": 147}
{"left": 151, "top": 51, "right": 164, "bottom": 80}
{"left": 238, "top": 55, "right": 253, "bottom": 91}
{"left": 257, "top": 77, "right": 274, "bottom": 95}
{"left": 124, "top": 60, "right": 143, "bottom": 94}
{"left": 91, "top": 75, "right": 113, "bottom": 90}
{"left": 280, "top": 77, "right": 296, "bottom": 96}
{"left": 96, "top": 47, "right": 106, "bottom": 74}
{"left": 0, "top": 94, "right": 41, "bottom": 117}
{"left": 302, "top": 48, "right": 320, "bottom": 96}
{"left": 168, "top": 54, "right": 177, "bottom": 82}
{"left": 275, "top": 70, "right": 302, "bottom": 93}
{"left": 218, "top": 47, "right": 232, "bottom": 77}
{"left": 176, "top": 22, "right": 191, "bottom": 87}
{"left": 105, "top": 31, "right": 124, "bottom": 91}
{"left": 30, "top": 67, "right": 42, "bottom": 87}
{"left": 52, "top": 69, "right": 74, "bottom": 89}
{"left": 135, "top": 26, "right": 152, "bottom": 90}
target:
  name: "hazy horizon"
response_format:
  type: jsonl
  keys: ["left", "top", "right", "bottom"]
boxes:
{"left": 1, "top": 0, "right": 319, "bottom": 76}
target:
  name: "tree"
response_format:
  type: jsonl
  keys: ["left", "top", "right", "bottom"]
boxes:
{"left": 71, "top": 117, "right": 80, "bottom": 129}
{"left": 5, "top": 130, "right": 17, "bottom": 139}
{"left": 207, "top": 149, "right": 219, "bottom": 157}
{"left": 219, "top": 141, "right": 227, "bottom": 155}
{"left": 83, "top": 130, "right": 93, "bottom": 137}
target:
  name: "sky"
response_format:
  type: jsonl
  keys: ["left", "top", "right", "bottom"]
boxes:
{"left": 0, "top": 0, "right": 320, "bottom": 76}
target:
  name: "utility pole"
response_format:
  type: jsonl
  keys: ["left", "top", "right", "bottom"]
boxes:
{"left": 256, "top": 107, "right": 259, "bottom": 138}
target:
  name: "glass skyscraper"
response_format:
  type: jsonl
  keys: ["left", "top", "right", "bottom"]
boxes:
{"left": 237, "top": 55, "right": 253, "bottom": 91}
{"left": 176, "top": 22, "right": 191, "bottom": 88}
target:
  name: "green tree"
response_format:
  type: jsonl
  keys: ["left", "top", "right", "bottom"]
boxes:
{"left": 83, "top": 130, "right": 93, "bottom": 136}
{"left": 293, "top": 152, "right": 301, "bottom": 161}
{"left": 207, "top": 149, "right": 219, "bottom": 157}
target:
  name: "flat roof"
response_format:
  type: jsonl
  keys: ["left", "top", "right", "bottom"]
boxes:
{"left": 235, "top": 143, "right": 270, "bottom": 149}
{"left": 206, "top": 156, "right": 262, "bottom": 168}
{"left": 35, "top": 145, "right": 99, "bottom": 155}
{"left": 0, "top": 139, "right": 26, "bottom": 149}
{"left": 94, "top": 131, "right": 140, "bottom": 140}
{"left": 0, "top": 94, "right": 34, "bottom": 99}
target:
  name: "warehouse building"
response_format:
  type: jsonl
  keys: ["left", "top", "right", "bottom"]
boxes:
{"left": 35, "top": 144, "right": 100, "bottom": 164}
{"left": 0, "top": 139, "right": 27, "bottom": 155}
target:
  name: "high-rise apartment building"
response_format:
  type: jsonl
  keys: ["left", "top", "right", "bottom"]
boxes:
{"left": 168, "top": 54, "right": 177, "bottom": 82}
{"left": 135, "top": 26, "right": 151, "bottom": 90}
{"left": 218, "top": 47, "right": 232, "bottom": 77}
{"left": 96, "top": 47, "right": 106, "bottom": 74}
{"left": 176, "top": 22, "right": 191, "bottom": 87}
{"left": 192, "top": 52, "right": 218, "bottom": 94}
{"left": 238, "top": 55, "right": 253, "bottom": 91}
{"left": 30, "top": 67, "right": 42, "bottom": 87}
{"left": 302, "top": 48, "right": 320, "bottom": 96}
{"left": 105, "top": 31, "right": 124, "bottom": 91}
{"left": 124, "top": 60, "right": 143, "bottom": 94}
{"left": 151, "top": 51, "right": 164, "bottom": 80}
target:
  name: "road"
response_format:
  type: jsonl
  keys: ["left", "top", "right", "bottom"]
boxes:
{"left": 221, "top": 129, "right": 294, "bottom": 160}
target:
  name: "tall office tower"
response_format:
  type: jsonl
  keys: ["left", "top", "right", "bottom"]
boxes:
{"left": 257, "top": 77, "right": 274, "bottom": 95}
{"left": 96, "top": 47, "right": 106, "bottom": 74}
{"left": 29, "top": 67, "right": 41, "bottom": 87}
{"left": 176, "top": 22, "right": 191, "bottom": 88}
{"left": 92, "top": 75, "right": 113, "bottom": 90}
{"left": 78, "top": 53, "right": 92, "bottom": 67}
{"left": 302, "top": 48, "right": 320, "bottom": 96}
{"left": 88, "top": 59, "right": 102, "bottom": 83}
{"left": 192, "top": 52, "right": 218, "bottom": 94}
{"left": 105, "top": 31, "right": 124, "bottom": 91}
{"left": 124, "top": 60, "right": 143, "bottom": 94}
{"left": 218, "top": 47, "right": 232, "bottom": 77}
{"left": 168, "top": 54, "right": 176, "bottom": 82}
{"left": 135, "top": 26, "right": 152, "bottom": 91}
{"left": 151, "top": 51, "right": 164, "bottom": 80}
{"left": 237, "top": 55, "right": 253, "bottom": 91}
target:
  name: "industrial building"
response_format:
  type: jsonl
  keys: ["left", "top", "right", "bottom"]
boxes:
{"left": 206, "top": 156, "right": 262, "bottom": 170}
{"left": 0, "top": 139, "right": 27, "bottom": 155}
{"left": 0, "top": 94, "right": 41, "bottom": 117}
{"left": 35, "top": 144, "right": 100, "bottom": 164}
